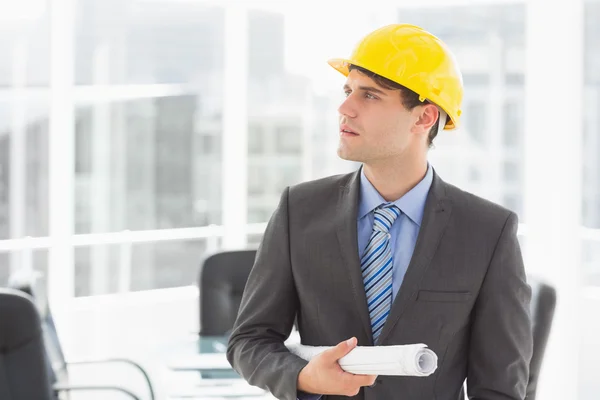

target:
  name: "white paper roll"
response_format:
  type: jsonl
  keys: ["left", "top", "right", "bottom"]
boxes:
{"left": 287, "top": 343, "right": 437, "bottom": 377}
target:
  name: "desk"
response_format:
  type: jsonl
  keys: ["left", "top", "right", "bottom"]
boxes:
{"left": 165, "top": 335, "right": 238, "bottom": 380}
{"left": 163, "top": 333, "right": 298, "bottom": 399}
{"left": 167, "top": 336, "right": 231, "bottom": 372}
{"left": 167, "top": 332, "right": 300, "bottom": 374}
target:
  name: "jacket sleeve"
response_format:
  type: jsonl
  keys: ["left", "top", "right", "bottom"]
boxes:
{"left": 227, "top": 187, "right": 308, "bottom": 400}
{"left": 466, "top": 212, "right": 534, "bottom": 400}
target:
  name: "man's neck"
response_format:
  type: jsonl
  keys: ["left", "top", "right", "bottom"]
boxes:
{"left": 362, "top": 159, "right": 428, "bottom": 202}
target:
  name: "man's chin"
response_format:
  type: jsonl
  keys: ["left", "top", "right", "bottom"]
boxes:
{"left": 337, "top": 149, "right": 363, "bottom": 163}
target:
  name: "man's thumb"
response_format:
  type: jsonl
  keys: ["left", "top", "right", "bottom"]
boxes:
{"left": 323, "top": 337, "right": 357, "bottom": 361}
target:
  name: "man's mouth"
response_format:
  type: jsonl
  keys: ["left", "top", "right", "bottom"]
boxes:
{"left": 340, "top": 125, "right": 359, "bottom": 136}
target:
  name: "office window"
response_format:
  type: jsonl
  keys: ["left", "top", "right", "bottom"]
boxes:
{"left": 506, "top": 73, "right": 524, "bottom": 86}
{"left": 0, "top": 136, "right": 8, "bottom": 240}
{"left": 503, "top": 194, "right": 522, "bottom": 215}
{"left": 462, "top": 73, "right": 490, "bottom": 86}
{"left": 464, "top": 101, "right": 487, "bottom": 145}
{"left": 583, "top": 2, "right": 600, "bottom": 231}
{"left": 275, "top": 125, "right": 302, "bottom": 154}
{"left": 275, "top": 164, "right": 302, "bottom": 194}
{"left": 199, "top": 134, "right": 219, "bottom": 155}
{"left": 503, "top": 161, "right": 520, "bottom": 182}
{"left": 71, "top": 2, "right": 225, "bottom": 295}
{"left": 503, "top": 100, "right": 523, "bottom": 148}
{"left": 469, "top": 165, "right": 481, "bottom": 183}
{"left": 248, "top": 208, "right": 270, "bottom": 224}
{"left": 248, "top": 165, "right": 265, "bottom": 196}
{"left": 249, "top": 124, "right": 265, "bottom": 155}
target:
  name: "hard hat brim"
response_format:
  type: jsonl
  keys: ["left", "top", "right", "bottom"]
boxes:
{"left": 327, "top": 58, "right": 352, "bottom": 77}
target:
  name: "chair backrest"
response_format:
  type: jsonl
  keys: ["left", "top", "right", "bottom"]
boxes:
{"left": 526, "top": 276, "right": 557, "bottom": 400}
{"left": 7, "top": 272, "right": 68, "bottom": 390}
{"left": 0, "top": 289, "right": 53, "bottom": 400}
{"left": 198, "top": 249, "right": 257, "bottom": 336}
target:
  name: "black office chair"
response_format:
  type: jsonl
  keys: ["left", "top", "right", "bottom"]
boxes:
{"left": 460, "top": 275, "right": 556, "bottom": 400}
{"left": 0, "top": 288, "right": 54, "bottom": 400}
{"left": 7, "top": 271, "right": 155, "bottom": 400}
{"left": 197, "top": 249, "right": 257, "bottom": 337}
{"left": 525, "top": 276, "right": 556, "bottom": 400}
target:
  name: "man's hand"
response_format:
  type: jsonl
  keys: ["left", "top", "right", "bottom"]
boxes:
{"left": 297, "top": 337, "right": 377, "bottom": 396}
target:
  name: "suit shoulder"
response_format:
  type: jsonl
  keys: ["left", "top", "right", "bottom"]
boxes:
{"left": 287, "top": 171, "right": 355, "bottom": 202}
{"left": 443, "top": 180, "right": 517, "bottom": 227}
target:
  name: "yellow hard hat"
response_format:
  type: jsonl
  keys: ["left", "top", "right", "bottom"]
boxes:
{"left": 328, "top": 24, "right": 464, "bottom": 130}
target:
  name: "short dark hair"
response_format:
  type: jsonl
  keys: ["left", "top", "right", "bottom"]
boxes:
{"left": 349, "top": 65, "right": 441, "bottom": 147}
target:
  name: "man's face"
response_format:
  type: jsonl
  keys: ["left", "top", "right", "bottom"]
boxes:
{"left": 337, "top": 69, "right": 425, "bottom": 164}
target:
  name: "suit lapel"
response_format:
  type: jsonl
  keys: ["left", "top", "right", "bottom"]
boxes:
{"left": 334, "top": 168, "right": 373, "bottom": 343}
{"left": 377, "top": 171, "right": 453, "bottom": 345}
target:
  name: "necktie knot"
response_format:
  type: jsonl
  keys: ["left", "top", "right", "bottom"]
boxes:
{"left": 373, "top": 204, "right": 401, "bottom": 233}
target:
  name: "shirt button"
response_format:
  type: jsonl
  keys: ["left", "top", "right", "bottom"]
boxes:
{"left": 387, "top": 233, "right": 391, "bottom": 239}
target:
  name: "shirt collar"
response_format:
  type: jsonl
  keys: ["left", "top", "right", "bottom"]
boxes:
{"left": 358, "top": 163, "right": 433, "bottom": 226}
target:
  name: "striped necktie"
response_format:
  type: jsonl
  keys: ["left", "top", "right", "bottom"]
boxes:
{"left": 361, "top": 204, "right": 401, "bottom": 343}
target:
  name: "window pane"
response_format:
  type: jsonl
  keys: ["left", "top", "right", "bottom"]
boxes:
{"left": 0, "top": 0, "right": 51, "bottom": 244}
{"left": 74, "top": 96, "right": 221, "bottom": 233}
{"left": 249, "top": 123, "right": 265, "bottom": 155}
{"left": 584, "top": 1, "right": 600, "bottom": 230}
{"left": 1, "top": 101, "right": 50, "bottom": 240}
{"left": 74, "top": 2, "right": 224, "bottom": 233}
{"left": 75, "top": 1, "right": 224, "bottom": 85}
{"left": 276, "top": 125, "right": 302, "bottom": 154}
{"left": 503, "top": 161, "right": 520, "bottom": 182}
{"left": 131, "top": 240, "right": 210, "bottom": 292}
{"left": 464, "top": 101, "right": 487, "bottom": 145}
{"left": 0, "top": 133, "right": 8, "bottom": 240}
{"left": 248, "top": 165, "right": 265, "bottom": 196}
{"left": 0, "top": 4, "right": 50, "bottom": 281}
{"left": 503, "top": 100, "right": 522, "bottom": 148}
{"left": 69, "top": 0, "right": 226, "bottom": 296}
{"left": 74, "top": 239, "right": 213, "bottom": 295}
{"left": 0, "top": 2, "right": 50, "bottom": 87}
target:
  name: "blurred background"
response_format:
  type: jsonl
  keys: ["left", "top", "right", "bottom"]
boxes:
{"left": 0, "top": 0, "right": 598, "bottom": 398}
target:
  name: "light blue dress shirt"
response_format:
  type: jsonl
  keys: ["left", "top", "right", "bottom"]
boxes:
{"left": 357, "top": 163, "right": 433, "bottom": 302}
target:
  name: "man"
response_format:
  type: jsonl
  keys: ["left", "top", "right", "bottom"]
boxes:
{"left": 227, "top": 24, "right": 533, "bottom": 400}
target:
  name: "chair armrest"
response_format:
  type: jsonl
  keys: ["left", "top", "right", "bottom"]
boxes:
{"left": 66, "top": 357, "right": 154, "bottom": 400}
{"left": 54, "top": 384, "right": 141, "bottom": 400}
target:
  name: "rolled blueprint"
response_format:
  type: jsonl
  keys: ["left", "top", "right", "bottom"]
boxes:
{"left": 287, "top": 343, "right": 437, "bottom": 377}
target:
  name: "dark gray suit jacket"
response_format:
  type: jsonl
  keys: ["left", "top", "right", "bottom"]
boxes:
{"left": 227, "top": 168, "right": 533, "bottom": 400}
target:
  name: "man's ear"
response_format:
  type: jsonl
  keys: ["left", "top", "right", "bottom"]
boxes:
{"left": 413, "top": 104, "right": 439, "bottom": 133}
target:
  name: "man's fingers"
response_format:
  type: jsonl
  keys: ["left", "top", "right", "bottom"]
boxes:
{"left": 343, "top": 372, "right": 376, "bottom": 386}
{"left": 338, "top": 372, "right": 377, "bottom": 396}
{"left": 322, "top": 337, "right": 357, "bottom": 361}
{"left": 358, "top": 374, "right": 377, "bottom": 387}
